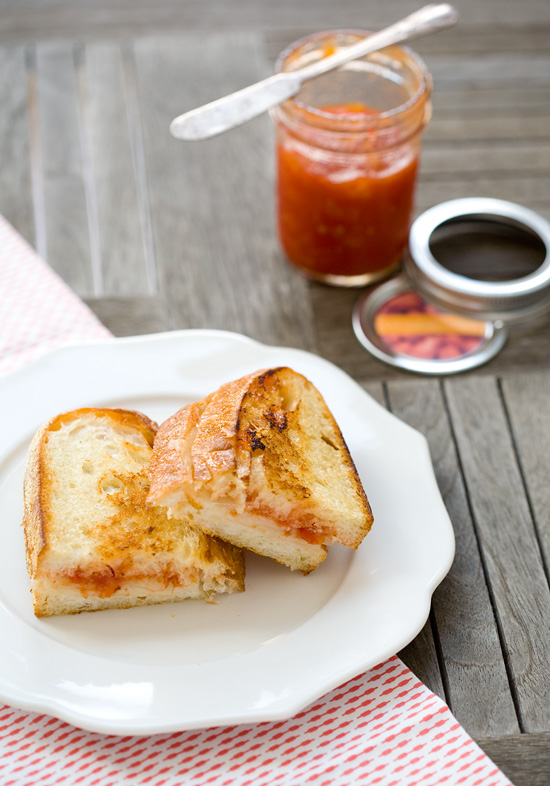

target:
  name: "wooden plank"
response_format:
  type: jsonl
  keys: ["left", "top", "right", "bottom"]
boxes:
{"left": 267, "top": 26, "right": 550, "bottom": 60}
{"left": 408, "top": 26, "right": 550, "bottom": 56}
{"left": 82, "top": 41, "right": 155, "bottom": 296}
{"left": 24, "top": 46, "right": 47, "bottom": 258}
{"left": 0, "top": 46, "right": 35, "bottom": 245}
{"left": 35, "top": 42, "right": 96, "bottom": 295}
{"left": 1, "top": 0, "right": 550, "bottom": 42}
{"left": 358, "top": 381, "right": 446, "bottom": 700}
{"left": 131, "top": 33, "right": 317, "bottom": 351}
{"left": 84, "top": 296, "right": 165, "bottom": 336}
{"left": 425, "top": 114, "right": 550, "bottom": 142}
{"left": 425, "top": 53, "right": 550, "bottom": 87}
{"left": 476, "top": 732, "right": 550, "bottom": 786}
{"left": 386, "top": 378, "right": 518, "bottom": 736}
{"left": 431, "top": 87, "right": 550, "bottom": 114}
{"left": 311, "top": 285, "right": 368, "bottom": 380}
{"left": 416, "top": 177, "right": 550, "bottom": 210}
{"left": 494, "top": 318, "right": 550, "bottom": 375}
{"left": 443, "top": 375, "right": 550, "bottom": 732}
{"left": 421, "top": 142, "right": 550, "bottom": 177}
{"left": 415, "top": 198, "right": 550, "bottom": 225}
{"left": 501, "top": 373, "right": 550, "bottom": 571}
{"left": 359, "top": 381, "right": 385, "bottom": 408}
{"left": 399, "top": 616, "right": 446, "bottom": 702}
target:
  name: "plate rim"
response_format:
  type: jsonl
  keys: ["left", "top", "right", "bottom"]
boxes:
{"left": 0, "top": 329, "right": 455, "bottom": 734}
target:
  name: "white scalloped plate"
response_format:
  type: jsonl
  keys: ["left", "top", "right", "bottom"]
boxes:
{"left": 0, "top": 330, "right": 454, "bottom": 734}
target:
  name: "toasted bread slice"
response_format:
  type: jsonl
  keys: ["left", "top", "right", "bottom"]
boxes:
{"left": 147, "top": 368, "right": 373, "bottom": 573}
{"left": 24, "top": 408, "right": 245, "bottom": 617}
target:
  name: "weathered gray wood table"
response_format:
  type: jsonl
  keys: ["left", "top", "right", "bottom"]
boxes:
{"left": 1, "top": 1, "right": 549, "bottom": 782}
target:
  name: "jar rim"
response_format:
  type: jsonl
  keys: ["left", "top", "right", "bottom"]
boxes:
{"left": 274, "top": 29, "right": 432, "bottom": 130}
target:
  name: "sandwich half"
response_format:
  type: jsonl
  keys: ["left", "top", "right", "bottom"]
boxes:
{"left": 147, "top": 367, "right": 373, "bottom": 573}
{"left": 23, "top": 407, "right": 245, "bottom": 617}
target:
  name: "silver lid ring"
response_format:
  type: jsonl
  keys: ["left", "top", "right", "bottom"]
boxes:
{"left": 405, "top": 198, "right": 550, "bottom": 323}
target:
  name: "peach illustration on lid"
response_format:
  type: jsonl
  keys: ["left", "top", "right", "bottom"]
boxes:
{"left": 374, "top": 290, "right": 485, "bottom": 361}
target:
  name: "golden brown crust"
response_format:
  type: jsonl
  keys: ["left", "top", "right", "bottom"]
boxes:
{"left": 148, "top": 367, "right": 373, "bottom": 559}
{"left": 24, "top": 407, "right": 245, "bottom": 616}
{"left": 23, "top": 425, "right": 48, "bottom": 581}
{"left": 146, "top": 402, "right": 203, "bottom": 502}
{"left": 336, "top": 437, "right": 372, "bottom": 531}
{"left": 237, "top": 368, "right": 373, "bottom": 545}
{"left": 23, "top": 407, "right": 159, "bottom": 584}
{"left": 54, "top": 407, "right": 158, "bottom": 445}
{"left": 148, "top": 371, "right": 274, "bottom": 503}
{"left": 191, "top": 372, "right": 266, "bottom": 481}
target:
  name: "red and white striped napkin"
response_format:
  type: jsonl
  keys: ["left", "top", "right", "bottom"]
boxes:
{"left": 0, "top": 215, "right": 110, "bottom": 375}
{"left": 0, "top": 216, "right": 513, "bottom": 786}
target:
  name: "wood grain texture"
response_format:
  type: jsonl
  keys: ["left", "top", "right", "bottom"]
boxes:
{"left": 84, "top": 296, "right": 165, "bottom": 336}
{"left": 358, "top": 382, "right": 446, "bottom": 700}
{"left": 475, "top": 732, "right": 550, "bottom": 786}
{"left": 131, "top": 33, "right": 317, "bottom": 350}
{"left": 398, "top": 616, "right": 446, "bottom": 702}
{"left": 501, "top": 374, "right": 550, "bottom": 576}
{"left": 386, "top": 378, "right": 519, "bottom": 737}
{"left": 421, "top": 143, "right": 550, "bottom": 177}
{"left": 444, "top": 376, "right": 550, "bottom": 733}
{"left": 0, "top": 47, "right": 35, "bottom": 245}
{"left": 1, "top": 0, "right": 550, "bottom": 42}
{"left": 35, "top": 42, "right": 96, "bottom": 295}
{"left": 83, "top": 41, "right": 155, "bottom": 296}
{"left": 266, "top": 26, "right": 550, "bottom": 60}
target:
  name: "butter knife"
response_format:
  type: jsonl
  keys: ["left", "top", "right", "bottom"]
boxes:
{"left": 170, "top": 3, "right": 458, "bottom": 141}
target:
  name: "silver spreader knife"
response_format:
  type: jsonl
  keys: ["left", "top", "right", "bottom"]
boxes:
{"left": 170, "top": 3, "right": 458, "bottom": 142}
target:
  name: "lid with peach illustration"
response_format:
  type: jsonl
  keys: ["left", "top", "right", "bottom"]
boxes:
{"left": 353, "top": 275, "right": 506, "bottom": 375}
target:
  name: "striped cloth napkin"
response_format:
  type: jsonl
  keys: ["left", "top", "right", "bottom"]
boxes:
{"left": 0, "top": 215, "right": 513, "bottom": 786}
{"left": 0, "top": 215, "right": 110, "bottom": 374}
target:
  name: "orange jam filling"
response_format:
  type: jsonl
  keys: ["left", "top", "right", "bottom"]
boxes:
{"left": 277, "top": 103, "right": 418, "bottom": 278}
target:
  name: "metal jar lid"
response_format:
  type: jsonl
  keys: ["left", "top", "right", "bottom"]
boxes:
{"left": 353, "top": 198, "right": 550, "bottom": 375}
{"left": 353, "top": 275, "right": 507, "bottom": 375}
{"left": 405, "top": 197, "right": 550, "bottom": 324}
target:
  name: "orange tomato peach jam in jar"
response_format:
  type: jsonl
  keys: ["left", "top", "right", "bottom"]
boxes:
{"left": 271, "top": 31, "right": 432, "bottom": 287}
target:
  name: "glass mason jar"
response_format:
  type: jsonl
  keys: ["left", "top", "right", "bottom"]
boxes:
{"left": 271, "top": 31, "right": 432, "bottom": 287}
